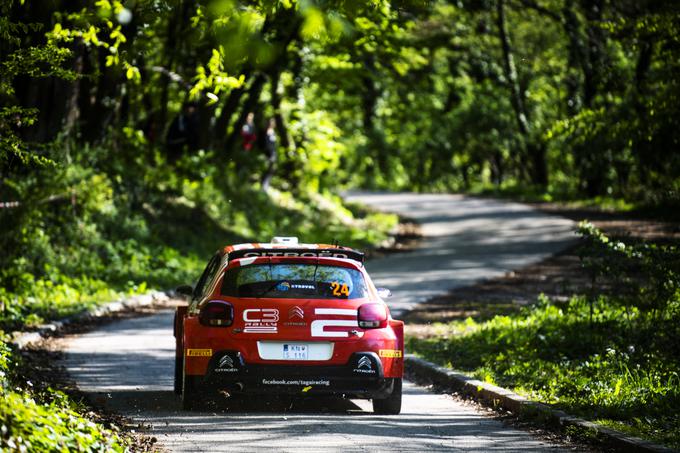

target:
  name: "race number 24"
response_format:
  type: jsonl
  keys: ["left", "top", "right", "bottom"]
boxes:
{"left": 330, "top": 282, "right": 349, "bottom": 297}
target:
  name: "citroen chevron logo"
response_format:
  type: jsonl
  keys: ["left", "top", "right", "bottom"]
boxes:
{"left": 289, "top": 306, "right": 304, "bottom": 320}
{"left": 358, "top": 356, "right": 372, "bottom": 370}
{"left": 218, "top": 355, "right": 234, "bottom": 368}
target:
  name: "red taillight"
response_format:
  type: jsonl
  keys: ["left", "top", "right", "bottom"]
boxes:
{"left": 199, "top": 300, "right": 233, "bottom": 327}
{"left": 358, "top": 303, "right": 388, "bottom": 329}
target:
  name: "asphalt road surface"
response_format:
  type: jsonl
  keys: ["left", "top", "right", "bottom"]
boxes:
{"left": 62, "top": 193, "right": 577, "bottom": 452}
{"left": 345, "top": 192, "right": 575, "bottom": 317}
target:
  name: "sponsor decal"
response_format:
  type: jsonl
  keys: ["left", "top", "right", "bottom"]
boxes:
{"left": 311, "top": 308, "right": 359, "bottom": 338}
{"left": 243, "top": 308, "right": 279, "bottom": 333}
{"left": 214, "top": 355, "right": 238, "bottom": 373}
{"left": 276, "top": 281, "right": 291, "bottom": 292}
{"left": 291, "top": 284, "right": 315, "bottom": 290}
{"left": 379, "top": 349, "right": 403, "bottom": 358}
{"left": 244, "top": 308, "right": 279, "bottom": 322}
{"left": 237, "top": 257, "right": 258, "bottom": 266}
{"left": 242, "top": 251, "right": 349, "bottom": 259}
{"left": 353, "top": 356, "right": 377, "bottom": 374}
{"left": 261, "top": 379, "right": 330, "bottom": 386}
{"left": 187, "top": 349, "right": 212, "bottom": 357}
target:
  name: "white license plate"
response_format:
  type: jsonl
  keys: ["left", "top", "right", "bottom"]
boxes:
{"left": 283, "top": 344, "right": 308, "bottom": 360}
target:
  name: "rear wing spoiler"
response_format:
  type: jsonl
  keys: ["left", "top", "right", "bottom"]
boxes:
{"left": 227, "top": 248, "right": 365, "bottom": 263}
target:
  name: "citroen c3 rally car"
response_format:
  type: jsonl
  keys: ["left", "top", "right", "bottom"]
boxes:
{"left": 174, "top": 237, "right": 404, "bottom": 414}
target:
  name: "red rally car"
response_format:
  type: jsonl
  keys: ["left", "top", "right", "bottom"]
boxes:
{"left": 173, "top": 237, "right": 404, "bottom": 414}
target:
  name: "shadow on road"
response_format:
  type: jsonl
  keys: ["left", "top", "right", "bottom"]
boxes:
{"left": 102, "top": 388, "right": 565, "bottom": 452}
{"left": 96, "top": 389, "right": 366, "bottom": 415}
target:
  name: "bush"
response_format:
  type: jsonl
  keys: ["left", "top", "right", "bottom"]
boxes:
{"left": 577, "top": 221, "right": 680, "bottom": 317}
{"left": 0, "top": 339, "right": 127, "bottom": 452}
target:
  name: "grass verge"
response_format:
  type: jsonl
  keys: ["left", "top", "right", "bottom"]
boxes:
{"left": 405, "top": 221, "right": 680, "bottom": 450}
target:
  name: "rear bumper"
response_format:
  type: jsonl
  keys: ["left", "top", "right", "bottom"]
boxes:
{"left": 195, "top": 350, "right": 395, "bottom": 398}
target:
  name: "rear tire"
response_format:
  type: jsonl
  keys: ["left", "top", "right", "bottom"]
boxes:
{"left": 174, "top": 353, "right": 183, "bottom": 395}
{"left": 373, "top": 378, "right": 402, "bottom": 415}
{"left": 181, "top": 357, "right": 203, "bottom": 410}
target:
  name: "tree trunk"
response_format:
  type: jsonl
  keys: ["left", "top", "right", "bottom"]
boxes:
{"left": 158, "top": 0, "right": 190, "bottom": 132}
{"left": 497, "top": 0, "right": 529, "bottom": 136}
{"left": 221, "top": 10, "right": 301, "bottom": 155}
{"left": 528, "top": 142, "right": 548, "bottom": 189}
{"left": 496, "top": 0, "right": 548, "bottom": 187}
{"left": 571, "top": 0, "right": 608, "bottom": 196}
{"left": 361, "top": 54, "right": 390, "bottom": 177}
{"left": 212, "top": 82, "right": 248, "bottom": 149}
{"left": 562, "top": 0, "right": 585, "bottom": 115}
{"left": 580, "top": 0, "right": 605, "bottom": 107}
{"left": 270, "top": 70, "right": 292, "bottom": 150}
{"left": 80, "top": 46, "right": 119, "bottom": 142}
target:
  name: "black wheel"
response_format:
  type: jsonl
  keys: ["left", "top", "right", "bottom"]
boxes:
{"left": 174, "top": 353, "right": 183, "bottom": 395}
{"left": 373, "top": 378, "right": 402, "bottom": 415}
{"left": 181, "top": 357, "right": 204, "bottom": 410}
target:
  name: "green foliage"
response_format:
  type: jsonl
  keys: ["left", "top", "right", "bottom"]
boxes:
{"left": 300, "top": 0, "right": 680, "bottom": 200}
{"left": 0, "top": 142, "right": 394, "bottom": 332}
{"left": 406, "top": 295, "right": 680, "bottom": 449}
{"left": 546, "top": 6, "right": 680, "bottom": 202}
{"left": 0, "top": 340, "right": 126, "bottom": 451}
{"left": 578, "top": 221, "right": 680, "bottom": 316}
{"left": 0, "top": 390, "right": 126, "bottom": 452}
{"left": 3, "top": 0, "right": 679, "bottom": 207}
{"left": 406, "top": 228, "right": 680, "bottom": 449}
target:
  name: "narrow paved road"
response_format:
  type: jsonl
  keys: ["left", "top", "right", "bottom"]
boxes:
{"left": 62, "top": 193, "right": 577, "bottom": 452}
{"left": 345, "top": 193, "right": 575, "bottom": 316}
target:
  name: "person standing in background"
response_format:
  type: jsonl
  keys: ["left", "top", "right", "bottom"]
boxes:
{"left": 261, "top": 118, "right": 278, "bottom": 190}
{"left": 240, "top": 112, "right": 257, "bottom": 152}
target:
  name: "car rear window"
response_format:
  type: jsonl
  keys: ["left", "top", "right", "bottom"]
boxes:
{"left": 220, "top": 264, "right": 368, "bottom": 299}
